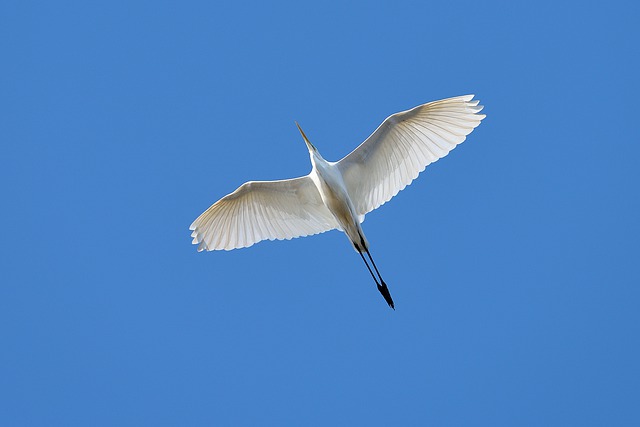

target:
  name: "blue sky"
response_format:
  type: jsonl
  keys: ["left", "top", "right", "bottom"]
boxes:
{"left": 2, "top": 0, "right": 639, "bottom": 425}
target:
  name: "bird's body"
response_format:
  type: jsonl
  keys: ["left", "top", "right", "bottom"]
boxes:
{"left": 190, "top": 95, "right": 486, "bottom": 308}
{"left": 304, "top": 138, "right": 367, "bottom": 252}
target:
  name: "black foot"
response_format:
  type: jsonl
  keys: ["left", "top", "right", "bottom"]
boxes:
{"left": 377, "top": 280, "right": 395, "bottom": 310}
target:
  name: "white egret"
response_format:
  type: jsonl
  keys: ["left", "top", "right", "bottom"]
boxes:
{"left": 190, "top": 95, "right": 485, "bottom": 309}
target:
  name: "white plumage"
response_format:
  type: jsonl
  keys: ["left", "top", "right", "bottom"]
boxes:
{"left": 190, "top": 95, "right": 485, "bottom": 308}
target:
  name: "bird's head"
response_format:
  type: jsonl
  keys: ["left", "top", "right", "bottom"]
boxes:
{"left": 295, "top": 122, "right": 319, "bottom": 156}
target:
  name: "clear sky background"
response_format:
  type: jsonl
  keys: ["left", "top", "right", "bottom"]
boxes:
{"left": 2, "top": 1, "right": 639, "bottom": 425}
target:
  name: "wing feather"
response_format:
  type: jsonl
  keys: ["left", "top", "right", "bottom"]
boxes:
{"left": 337, "top": 95, "right": 485, "bottom": 216}
{"left": 190, "top": 176, "right": 338, "bottom": 251}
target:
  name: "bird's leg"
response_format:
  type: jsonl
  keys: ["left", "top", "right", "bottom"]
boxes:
{"left": 358, "top": 249, "right": 379, "bottom": 285}
{"left": 356, "top": 242, "right": 395, "bottom": 310}
{"left": 365, "top": 249, "right": 384, "bottom": 284}
{"left": 365, "top": 248, "right": 395, "bottom": 310}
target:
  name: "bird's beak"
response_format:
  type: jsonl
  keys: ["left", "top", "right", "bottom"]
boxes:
{"left": 296, "top": 121, "right": 316, "bottom": 152}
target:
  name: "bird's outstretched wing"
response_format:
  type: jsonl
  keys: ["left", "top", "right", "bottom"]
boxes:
{"left": 190, "top": 176, "right": 339, "bottom": 251}
{"left": 337, "top": 95, "right": 485, "bottom": 217}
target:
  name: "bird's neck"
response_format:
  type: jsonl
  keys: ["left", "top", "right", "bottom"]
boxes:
{"left": 309, "top": 151, "right": 327, "bottom": 168}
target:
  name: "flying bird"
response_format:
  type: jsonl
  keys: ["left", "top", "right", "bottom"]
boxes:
{"left": 190, "top": 95, "right": 485, "bottom": 309}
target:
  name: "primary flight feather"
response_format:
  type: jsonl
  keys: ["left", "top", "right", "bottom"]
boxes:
{"left": 190, "top": 95, "right": 486, "bottom": 308}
